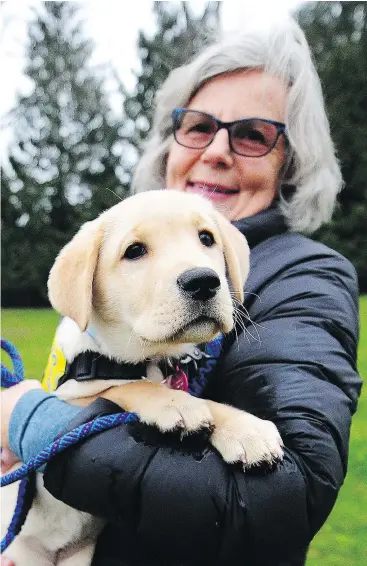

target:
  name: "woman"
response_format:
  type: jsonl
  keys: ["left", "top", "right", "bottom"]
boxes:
{"left": 1, "top": 17, "right": 362, "bottom": 566}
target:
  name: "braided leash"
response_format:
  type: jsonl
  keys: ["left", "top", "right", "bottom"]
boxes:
{"left": 1, "top": 335, "right": 224, "bottom": 553}
{"left": 1, "top": 339, "right": 25, "bottom": 384}
{"left": 1, "top": 338, "right": 33, "bottom": 553}
{"left": 1, "top": 339, "right": 137, "bottom": 553}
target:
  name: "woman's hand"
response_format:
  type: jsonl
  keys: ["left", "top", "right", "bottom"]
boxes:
{"left": 0, "top": 557, "right": 15, "bottom": 566}
{"left": 1, "top": 446, "right": 20, "bottom": 473}
{"left": 0, "top": 383, "right": 42, "bottom": 566}
{"left": 1, "top": 380, "right": 42, "bottom": 448}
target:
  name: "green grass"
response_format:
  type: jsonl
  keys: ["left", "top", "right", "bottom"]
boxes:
{"left": 307, "top": 295, "right": 366, "bottom": 566}
{"left": 1, "top": 300, "right": 366, "bottom": 564}
{"left": 1, "top": 308, "right": 60, "bottom": 380}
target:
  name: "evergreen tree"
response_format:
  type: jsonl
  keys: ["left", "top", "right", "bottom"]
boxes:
{"left": 297, "top": 2, "right": 367, "bottom": 290}
{"left": 2, "top": 2, "right": 127, "bottom": 305}
{"left": 121, "top": 1, "right": 221, "bottom": 174}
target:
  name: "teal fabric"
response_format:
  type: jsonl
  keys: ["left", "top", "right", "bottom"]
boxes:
{"left": 9, "top": 389, "right": 80, "bottom": 466}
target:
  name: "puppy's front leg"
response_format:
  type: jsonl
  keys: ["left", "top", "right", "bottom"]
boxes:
{"left": 101, "top": 381, "right": 213, "bottom": 434}
{"left": 207, "top": 401, "right": 283, "bottom": 468}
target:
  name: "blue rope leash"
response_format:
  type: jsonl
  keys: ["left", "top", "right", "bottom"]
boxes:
{"left": 1, "top": 412, "right": 139, "bottom": 487}
{"left": 1, "top": 335, "right": 223, "bottom": 553}
{"left": 1, "top": 338, "right": 25, "bottom": 384}
{"left": 1, "top": 339, "right": 32, "bottom": 553}
{"left": 0, "top": 339, "right": 137, "bottom": 553}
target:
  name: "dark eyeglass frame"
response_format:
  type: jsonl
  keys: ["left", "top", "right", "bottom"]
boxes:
{"left": 172, "top": 107, "right": 287, "bottom": 158}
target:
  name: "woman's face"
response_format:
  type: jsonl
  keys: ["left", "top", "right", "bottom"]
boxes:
{"left": 165, "top": 70, "right": 288, "bottom": 221}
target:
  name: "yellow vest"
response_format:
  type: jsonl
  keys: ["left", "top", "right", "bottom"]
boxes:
{"left": 42, "top": 336, "right": 66, "bottom": 392}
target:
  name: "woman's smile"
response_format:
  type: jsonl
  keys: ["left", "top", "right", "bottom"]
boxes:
{"left": 185, "top": 181, "right": 240, "bottom": 201}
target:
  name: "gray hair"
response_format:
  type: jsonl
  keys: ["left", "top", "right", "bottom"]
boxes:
{"left": 132, "top": 17, "right": 342, "bottom": 233}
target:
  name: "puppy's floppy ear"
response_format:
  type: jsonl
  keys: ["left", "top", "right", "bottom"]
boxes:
{"left": 213, "top": 212, "right": 250, "bottom": 304}
{"left": 48, "top": 218, "right": 104, "bottom": 332}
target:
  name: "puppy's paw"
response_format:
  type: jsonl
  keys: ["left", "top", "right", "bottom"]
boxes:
{"left": 208, "top": 402, "right": 283, "bottom": 468}
{"left": 138, "top": 387, "right": 213, "bottom": 434}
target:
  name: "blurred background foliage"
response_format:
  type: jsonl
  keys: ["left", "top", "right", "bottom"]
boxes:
{"left": 298, "top": 1, "right": 367, "bottom": 293}
{"left": 1, "top": 3, "right": 366, "bottom": 564}
{"left": 1, "top": 1, "right": 367, "bottom": 303}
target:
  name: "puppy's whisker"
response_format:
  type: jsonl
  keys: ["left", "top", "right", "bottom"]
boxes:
{"left": 243, "top": 327, "right": 261, "bottom": 343}
{"left": 198, "top": 179, "right": 237, "bottom": 219}
{"left": 214, "top": 203, "right": 232, "bottom": 216}
{"left": 230, "top": 296, "right": 246, "bottom": 310}
{"left": 233, "top": 312, "right": 252, "bottom": 339}
{"left": 243, "top": 291, "right": 261, "bottom": 300}
{"left": 231, "top": 298, "right": 265, "bottom": 334}
{"left": 123, "top": 328, "right": 141, "bottom": 360}
{"left": 232, "top": 316, "right": 241, "bottom": 352}
{"left": 104, "top": 187, "right": 124, "bottom": 202}
{"left": 233, "top": 309, "right": 245, "bottom": 332}
{"left": 130, "top": 332, "right": 147, "bottom": 361}
{"left": 233, "top": 313, "right": 247, "bottom": 338}
{"left": 231, "top": 290, "right": 262, "bottom": 300}
{"left": 234, "top": 315, "right": 251, "bottom": 345}
{"left": 230, "top": 298, "right": 264, "bottom": 339}
{"left": 234, "top": 311, "right": 261, "bottom": 343}
{"left": 232, "top": 304, "right": 262, "bottom": 344}
{"left": 245, "top": 314, "right": 265, "bottom": 334}
{"left": 229, "top": 290, "right": 261, "bottom": 302}
{"left": 196, "top": 183, "right": 235, "bottom": 219}
{"left": 196, "top": 182, "right": 218, "bottom": 200}
{"left": 138, "top": 338, "right": 147, "bottom": 359}
{"left": 89, "top": 354, "right": 105, "bottom": 366}
{"left": 240, "top": 317, "right": 262, "bottom": 343}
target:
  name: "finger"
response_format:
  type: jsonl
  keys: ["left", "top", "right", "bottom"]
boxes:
{"left": 1, "top": 446, "right": 19, "bottom": 473}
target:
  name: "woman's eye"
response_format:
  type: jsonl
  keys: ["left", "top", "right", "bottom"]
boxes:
{"left": 246, "top": 128, "right": 266, "bottom": 144}
{"left": 235, "top": 125, "right": 266, "bottom": 145}
{"left": 188, "top": 121, "right": 212, "bottom": 133}
{"left": 199, "top": 230, "right": 215, "bottom": 247}
{"left": 123, "top": 243, "right": 147, "bottom": 260}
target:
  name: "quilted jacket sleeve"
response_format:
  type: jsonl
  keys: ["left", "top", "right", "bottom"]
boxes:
{"left": 43, "top": 236, "right": 361, "bottom": 566}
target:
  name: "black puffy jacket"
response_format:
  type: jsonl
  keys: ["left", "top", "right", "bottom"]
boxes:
{"left": 44, "top": 206, "right": 362, "bottom": 566}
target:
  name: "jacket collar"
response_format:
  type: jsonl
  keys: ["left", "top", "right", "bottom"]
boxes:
{"left": 232, "top": 203, "right": 288, "bottom": 249}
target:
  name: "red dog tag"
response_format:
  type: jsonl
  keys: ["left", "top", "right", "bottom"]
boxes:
{"left": 163, "top": 366, "right": 189, "bottom": 392}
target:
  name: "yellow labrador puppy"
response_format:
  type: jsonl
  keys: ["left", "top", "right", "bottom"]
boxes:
{"left": 2, "top": 190, "right": 283, "bottom": 565}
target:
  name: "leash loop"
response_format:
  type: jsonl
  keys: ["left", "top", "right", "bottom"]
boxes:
{"left": 1, "top": 338, "right": 24, "bottom": 386}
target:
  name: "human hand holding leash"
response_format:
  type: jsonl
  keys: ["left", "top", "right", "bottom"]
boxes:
{"left": 1, "top": 381, "right": 42, "bottom": 451}
{"left": 0, "top": 383, "right": 40, "bottom": 564}
{"left": 1, "top": 448, "right": 19, "bottom": 475}
{"left": 0, "top": 556, "right": 15, "bottom": 566}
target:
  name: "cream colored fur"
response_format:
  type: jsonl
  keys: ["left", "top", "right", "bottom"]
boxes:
{"left": 2, "top": 190, "right": 282, "bottom": 565}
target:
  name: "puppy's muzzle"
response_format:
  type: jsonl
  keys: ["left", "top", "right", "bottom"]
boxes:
{"left": 177, "top": 268, "right": 221, "bottom": 301}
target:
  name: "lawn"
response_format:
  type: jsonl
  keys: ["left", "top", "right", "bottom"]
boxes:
{"left": 307, "top": 295, "right": 366, "bottom": 566}
{"left": 1, "top": 308, "right": 60, "bottom": 379}
{"left": 1, "top": 299, "right": 366, "bottom": 564}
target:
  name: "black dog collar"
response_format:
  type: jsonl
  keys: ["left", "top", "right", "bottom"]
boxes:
{"left": 57, "top": 351, "right": 148, "bottom": 388}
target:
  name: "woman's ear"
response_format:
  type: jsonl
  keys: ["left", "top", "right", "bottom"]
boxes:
{"left": 48, "top": 219, "right": 104, "bottom": 332}
{"left": 213, "top": 212, "right": 250, "bottom": 303}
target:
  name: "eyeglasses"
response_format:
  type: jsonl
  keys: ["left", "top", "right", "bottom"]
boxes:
{"left": 172, "top": 108, "right": 287, "bottom": 158}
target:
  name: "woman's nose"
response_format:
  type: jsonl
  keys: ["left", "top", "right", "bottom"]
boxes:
{"left": 200, "top": 128, "right": 234, "bottom": 167}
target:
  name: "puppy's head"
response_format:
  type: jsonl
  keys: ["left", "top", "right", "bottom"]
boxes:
{"left": 48, "top": 190, "right": 249, "bottom": 359}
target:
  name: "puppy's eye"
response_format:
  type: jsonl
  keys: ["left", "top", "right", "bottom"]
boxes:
{"left": 124, "top": 243, "right": 147, "bottom": 260}
{"left": 199, "top": 230, "right": 215, "bottom": 247}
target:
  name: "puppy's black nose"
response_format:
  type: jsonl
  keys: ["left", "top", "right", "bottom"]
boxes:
{"left": 177, "top": 268, "right": 220, "bottom": 301}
